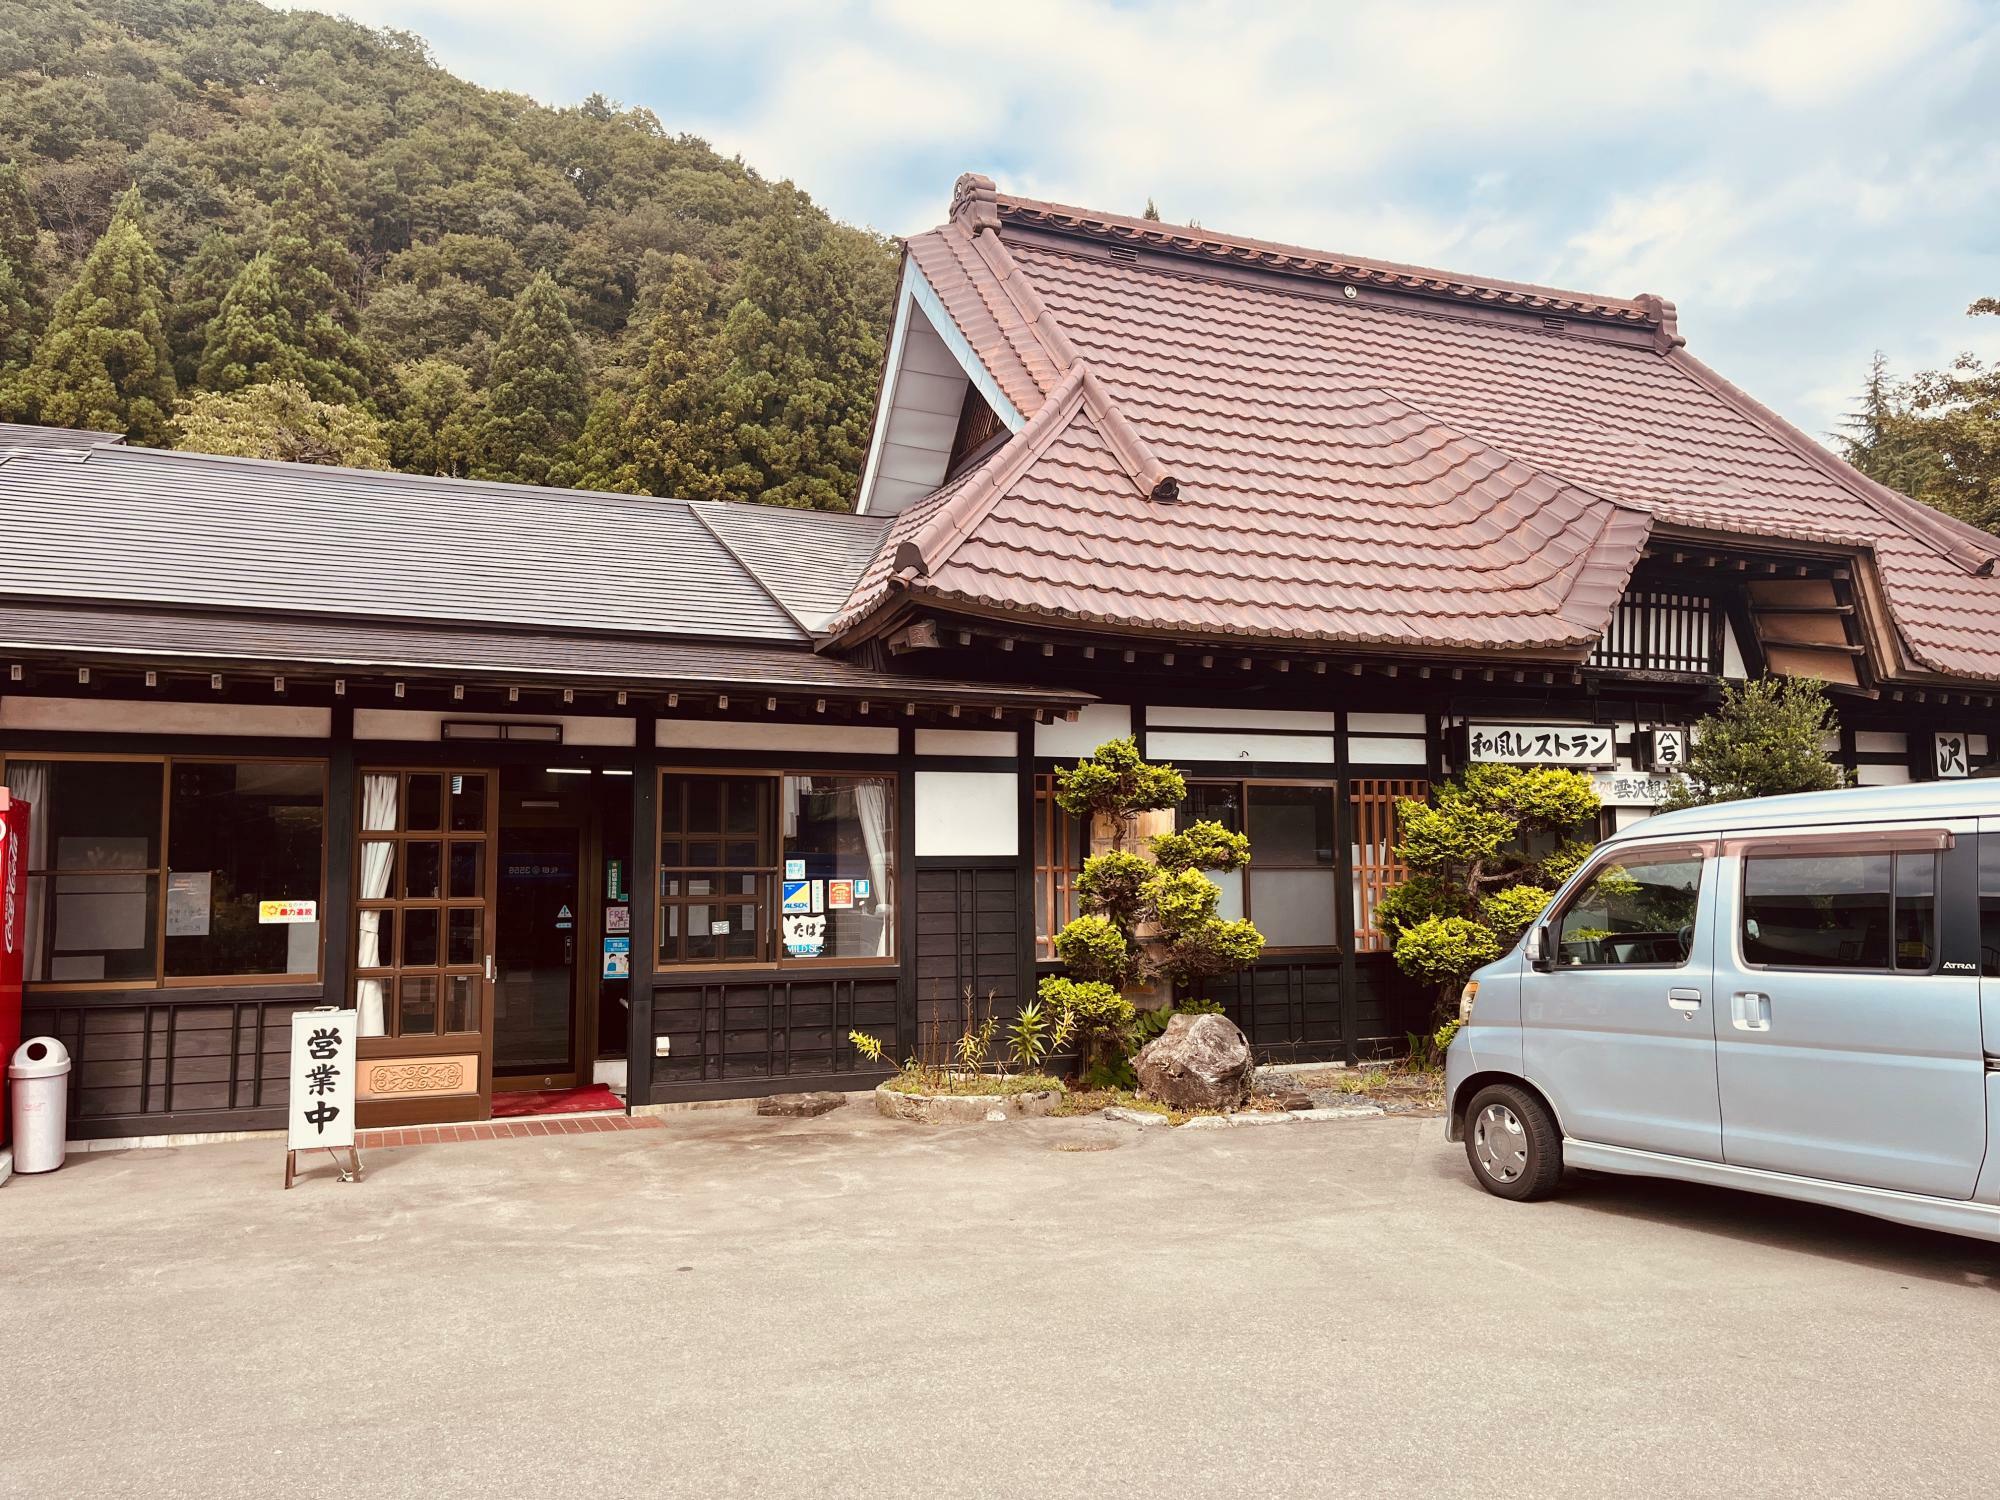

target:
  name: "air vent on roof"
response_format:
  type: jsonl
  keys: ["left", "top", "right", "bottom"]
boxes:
{"left": 1541, "top": 316, "right": 1568, "bottom": 334}
{"left": 1108, "top": 246, "right": 1138, "bottom": 264}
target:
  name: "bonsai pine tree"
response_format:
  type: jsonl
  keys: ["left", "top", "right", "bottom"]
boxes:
{"left": 1660, "top": 677, "right": 1849, "bottom": 808}
{"left": 1378, "top": 764, "right": 1600, "bottom": 1017}
{"left": 1039, "top": 738, "right": 1263, "bottom": 1081}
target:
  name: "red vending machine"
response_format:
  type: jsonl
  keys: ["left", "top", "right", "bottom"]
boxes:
{"left": 0, "top": 789, "right": 26, "bottom": 1148}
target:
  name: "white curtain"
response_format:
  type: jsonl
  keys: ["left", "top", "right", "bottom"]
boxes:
{"left": 854, "top": 779, "right": 892, "bottom": 957}
{"left": 5, "top": 762, "right": 50, "bottom": 982}
{"left": 355, "top": 774, "right": 398, "bottom": 1037}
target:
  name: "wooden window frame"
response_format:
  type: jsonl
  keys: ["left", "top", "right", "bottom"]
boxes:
{"left": 1185, "top": 777, "right": 1344, "bottom": 957}
{"left": 1032, "top": 773, "right": 1084, "bottom": 960}
{"left": 654, "top": 767, "right": 900, "bottom": 975}
{"left": 1349, "top": 777, "right": 1430, "bottom": 953}
{"left": 0, "top": 750, "right": 330, "bottom": 993}
{"left": 351, "top": 767, "right": 496, "bottom": 1042}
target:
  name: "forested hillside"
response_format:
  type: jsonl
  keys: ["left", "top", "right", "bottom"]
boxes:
{"left": 0, "top": 0, "right": 899, "bottom": 507}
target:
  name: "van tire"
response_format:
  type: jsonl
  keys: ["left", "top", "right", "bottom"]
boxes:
{"left": 1463, "top": 1083, "right": 1562, "bottom": 1202}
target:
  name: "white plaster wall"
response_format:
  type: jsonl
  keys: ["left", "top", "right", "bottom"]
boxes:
{"left": 359, "top": 708, "right": 635, "bottom": 745}
{"left": 0, "top": 696, "right": 330, "bottom": 737}
{"left": 1148, "top": 705, "right": 1337, "bottom": 731}
{"left": 915, "top": 771, "right": 1019, "bottom": 856}
{"left": 914, "top": 728, "right": 1018, "bottom": 757}
{"left": 1145, "top": 729, "right": 1336, "bottom": 765}
{"left": 656, "top": 720, "right": 896, "bottom": 754}
{"left": 1346, "top": 737, "right": 1429, "bottom": 766}
{"left": 1854, "top": 731, "right": 1908, "bottom": 755}
{"left": 1347, "top": 712, "right": 1427, "bottom": 734}
{"left": 1856, "top": 764, "right": 1913, "bottom": 786}
{"left": 1035, "top": 704, "right": 1131, "bottom": 758}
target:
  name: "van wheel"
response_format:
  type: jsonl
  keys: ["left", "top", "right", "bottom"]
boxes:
{"left": 1463, "top": 1083, "right": 1562, "bottom": 1202}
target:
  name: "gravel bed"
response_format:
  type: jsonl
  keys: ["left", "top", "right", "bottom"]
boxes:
{"left": 1252, "top": 1064, "right": 1445, "bottom": 1116}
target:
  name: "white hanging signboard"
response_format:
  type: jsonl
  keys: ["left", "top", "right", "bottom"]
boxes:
{"left": 286, "top": 1008, "right": 359, "bottom": 1185}
{"left": 1934, "top": 732, "right": 1970, "bottom": 780}
{"left": 1468, "top": 723, "right": 1616, "bottom": 768}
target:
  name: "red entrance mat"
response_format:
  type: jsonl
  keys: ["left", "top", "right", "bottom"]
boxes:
{"left": 490, "top": 1083, "right": 626, "bottom": 1119}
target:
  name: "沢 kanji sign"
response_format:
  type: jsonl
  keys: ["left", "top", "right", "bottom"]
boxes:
{"left": 1467, "top": 723, "right": 1616, "bottom": 768}
{"left": 1934, "top": 732, "right": 1971, "bottom": 780}
{"left": 287, "top": 1008, "right": 357, "bottom": 1151}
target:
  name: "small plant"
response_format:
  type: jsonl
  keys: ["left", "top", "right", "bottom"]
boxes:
{"left": 1006, "top": 1000, "right": 1075, "bottom": 1072}
{"left": 1660, "top": 676, "right": 1851, "bottom": 808}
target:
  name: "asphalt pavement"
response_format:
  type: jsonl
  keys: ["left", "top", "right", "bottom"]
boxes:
{"left": 1, "top": 1104, "right": 1994, "bottom": 1499}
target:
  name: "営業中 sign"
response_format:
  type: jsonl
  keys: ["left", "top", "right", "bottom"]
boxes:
{"left": 287, "top": 1008, "right": 357, "bottom": 1152}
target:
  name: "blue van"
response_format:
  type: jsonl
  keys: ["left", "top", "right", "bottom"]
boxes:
{"left": 1444, "top": 780, "right": 2000, "bottom": 1243}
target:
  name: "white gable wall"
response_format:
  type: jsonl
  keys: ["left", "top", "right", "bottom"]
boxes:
{"left": 857, "top": 262, "right": 1025, "bottom": 517}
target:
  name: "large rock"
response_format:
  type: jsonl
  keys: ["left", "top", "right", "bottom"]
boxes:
{"left": 1133, "top": 1012, "right": 1254, "bottom": 1111}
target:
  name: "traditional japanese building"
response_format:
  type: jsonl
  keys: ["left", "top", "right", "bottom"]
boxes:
{"left": 4, "top": 174, "right": 1998, "bottom": 1142}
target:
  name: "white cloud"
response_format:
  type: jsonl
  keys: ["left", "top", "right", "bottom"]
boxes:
{"left": 286, "top": 0, "right": 2000, "bottom": 434}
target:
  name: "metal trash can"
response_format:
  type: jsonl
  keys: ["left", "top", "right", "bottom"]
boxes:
{"left": 9, "top": 1037, "right": 71, "bottom": 1174}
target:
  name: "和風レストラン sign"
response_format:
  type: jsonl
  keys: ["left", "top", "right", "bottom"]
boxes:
{"left": 1468, "top": 724, "right": 1615, "bottom": 767}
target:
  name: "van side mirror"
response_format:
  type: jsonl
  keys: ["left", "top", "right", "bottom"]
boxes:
{"left": 1528, "top": 925, "right": 1555, "bottom": 972}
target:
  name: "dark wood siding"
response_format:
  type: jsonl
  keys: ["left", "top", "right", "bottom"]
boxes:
{"left": 913, "top": 865, "right": 1023, "bottom": 1052}
{"left": 1352, "top": 952, "right": 1433, "bottom": 1057}
{"left": 21, "top": 997, "right": 315, "bottom": 1138}
{"left": 648, "top": 973, "right": 900, "bottom": 1091}
{"left": 1195, "top": 958, "right": 1342, "bottom": 1062}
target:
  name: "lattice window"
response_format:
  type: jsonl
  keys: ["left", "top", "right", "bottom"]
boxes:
{"left": 1032, "top": 774, "right": 1085, "bottom": 959}
{"left": 1586, "top": 590, "right": 1717, "bottom": 675}
{"left": 1351, "top": 778, "right": 1429, "bottom": 953}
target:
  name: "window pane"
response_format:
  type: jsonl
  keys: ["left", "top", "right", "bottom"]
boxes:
{"left": 444, "top": 974, "right": 478, "bottom": 1034}
{"left": 781, "top": 776, "right": 893, "bottom": 960}
{"left": 405, "top": 774, "right": 442, "bottom": 831}
{"left": 1181, "top": 782, "right": 1241, "bottom": 833}
{"left": 448, "top": 843, "right": 482, "bottom": 899}
{"left": 1247, "top": 785, "right": 1334, "bottom": 865}
{"left": 1893, "top": 852, "right": 1935, "bottom": 973}
{"left": 1557, "top": 856, "right": 1704, "bottom": 967}
{"left": 400, "top": 974, "right": 438, "bottom": 1035}
{"left": 357, "top": 908, "right": 395, "bottom": 972}
{"left": 403, "top": 841, "right": 442, "bottom": 900}
{"left": 29, "top": 759, "right": 163, "bottom": 870}
{"left": 1743, "top": 854, "right": 1891, "bottom": 970}
{"left": 1248, "top": 868, "right": 1337, "bottom": 947}
{"left": 164, "top": 761, "right": 325, "bottom": 980}
{"left": 449, "top": 773, "right": 485, "bottom": 831}
{"left": 404, "top": 906, "right": 440, "bottom": 968}
{"left": 30, "top": 872, "right": 159, "bottom": 983}
{"left": 448, "top": 907, "right": 482, "bottom": 966}
{"left": 1981, "top": 835, "right": 2000, "bottom": 978}
{"left": 1211, "top": 867, "right": 1246, "bottom": 923}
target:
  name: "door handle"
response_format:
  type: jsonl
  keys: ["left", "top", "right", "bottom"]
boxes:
{"left": 1731, "top": 991, "right": 1771, "bottom": 1032}
{"left": 1667, "top": 987, "right": 1703, "bottom": 1017}
{"left": 485, "top": 953, "right": 495, "bottom": 983}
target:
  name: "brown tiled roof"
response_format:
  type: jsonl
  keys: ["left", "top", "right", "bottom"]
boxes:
{"left": 837, "top": 174, "right": 2000, "bottom": 680}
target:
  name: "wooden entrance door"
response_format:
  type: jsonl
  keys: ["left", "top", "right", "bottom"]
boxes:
{"left": 351, "top": 767, "right": 498, "bottom": 1125}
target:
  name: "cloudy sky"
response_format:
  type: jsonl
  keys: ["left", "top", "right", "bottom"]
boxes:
{"left": 298, "top": 0, "right": 2000, "bottom": 438}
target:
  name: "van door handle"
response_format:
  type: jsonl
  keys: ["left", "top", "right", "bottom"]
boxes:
{"left": 1732, "top": 991, "right": 1771, "bottom": 1032}
{"left": 1667, "top": 987, "right": 1703, "bottom": 1017}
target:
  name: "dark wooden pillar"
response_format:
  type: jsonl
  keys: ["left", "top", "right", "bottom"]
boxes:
{"left": 625, "top": 716, "right": 657, "bottom": 1109}
{"left": 324, "top": 702, "right": 356, "bottom": 1009}
{"left": 1333, "top": 709, "right": 1359, "bottom": 1065}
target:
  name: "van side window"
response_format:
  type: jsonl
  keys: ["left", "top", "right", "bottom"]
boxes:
{"left": 1554, "top": 854, "right": 1703, "bottom": 968}
{"left": 1980, "top": 836, "right": 2000, "bottom": 977}
{"left": 1741, "top": 851, "right": 1936, "bottom": 972}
